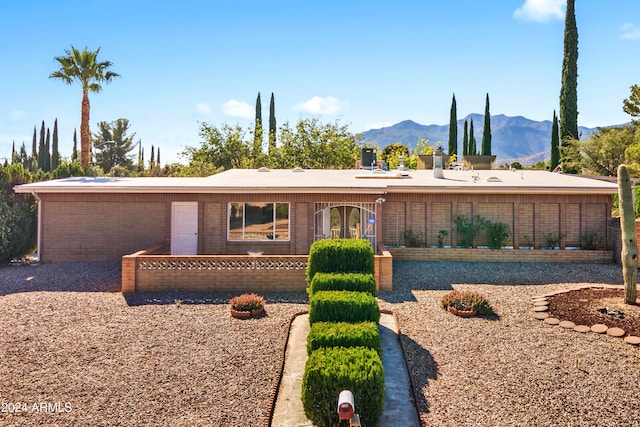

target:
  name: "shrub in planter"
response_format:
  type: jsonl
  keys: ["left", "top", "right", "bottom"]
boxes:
{"left": 441, "top": 290, "right": 494, "bottom": 316}
{"left": 478, "top": 217, "right": 511, "bottom": 249}
{"left": 306, "top": 239, "right": 374, "bottom": 283}
{"left": 581, "top": 230, "right": 600, "bottom": 250}
{"left": 309, "top": 272, "right": 376, "bottom": 296}
{"left": 302, "top": 346, "right": 384, "bottom": 427}
{"left": 307, "top": 321, "right": 381, "bottom": 356}
{"left": 309, "top": 291, "right": 380, "bottom": 325}
{"left": 229, "top": 293, "right": 265, "bottom": 318}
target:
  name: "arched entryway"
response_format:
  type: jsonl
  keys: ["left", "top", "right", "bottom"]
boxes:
{"left": 314, "top": 203, "right": 377, "bottom": 248}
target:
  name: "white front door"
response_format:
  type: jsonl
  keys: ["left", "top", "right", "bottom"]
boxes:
{"left": 171, "top": 202, "right": 198, "bottom": 255}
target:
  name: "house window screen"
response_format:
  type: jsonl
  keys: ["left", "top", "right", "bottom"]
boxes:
{"left": 228, "top": 202, "right": 289, "bottom": 241}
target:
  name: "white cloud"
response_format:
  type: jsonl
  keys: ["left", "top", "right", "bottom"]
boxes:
{"left": 195, "top": 102, "right": 211, "bottom": 115}
{"left": 222, "top": 99, "right": 253, "bottom": 119}
{"left": 293, "top": 96, "right": 343, "bottom": 115}
{"left": 621, "top": 23, "right": 640, "bottom": 40}
{"left": 9, "top": 110, "right": 26, "bottom": 122}
{"left": 513, "top": 0, "right": 564, "bottom": 22}
{"left": 366, "top": 121, "right": 393, "bottom": 130}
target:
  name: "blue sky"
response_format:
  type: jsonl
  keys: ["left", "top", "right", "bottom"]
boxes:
{"left": 1, "top": 0, "right": 639, "bottom": 165}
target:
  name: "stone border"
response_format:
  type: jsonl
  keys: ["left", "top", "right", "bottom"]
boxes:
{"left": 531, "top": 285, "right": 640, "bottom": 347}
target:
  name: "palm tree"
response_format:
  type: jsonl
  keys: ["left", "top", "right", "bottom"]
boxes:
{"left": 50, "top": 46, "right": 120, "bottom": 168}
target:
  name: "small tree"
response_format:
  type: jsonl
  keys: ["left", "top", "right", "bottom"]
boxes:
{"left": 462, "top": 120, "right": 469, "bottom": 156}
{"left": 469, "top": 118, "right": 476, "bottom": 155}
{"left": 550, "top": 110, "right": 560, "bottom": 171}
{"left": 269, "top": 92, "right": 277, "bottom": 156}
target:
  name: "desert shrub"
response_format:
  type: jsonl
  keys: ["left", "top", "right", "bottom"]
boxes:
{"left": 306, "top": 239, "right": 374, "bottom": 283}
{"left": 309, "top": 272, "right": 376, "bottom": 296}
{"left": 403, "top": 229, "right": 425, "bottom": 247}
{"left": 302, "top": 346, "right": 384, "bottom": 427}
{"left": 307, "top": 321, "right": 381, "bottom": 356}
{"left": 441, "top": 289, "right": 494, "bottom": 316}
{"left": 477, "top": 217, "right": 511, "bottom": 249}
{"left": 309, "top": 291, "right": 380, "bottom": 325}
{"left": 229, "top": 293, "right": 265, "bottom": 312}
{"left": 580, "top": 230, "right": 600, "bottom": 250}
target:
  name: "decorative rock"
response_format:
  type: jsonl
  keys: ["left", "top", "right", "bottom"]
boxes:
{"left": 623, "top": 336, "right": 640, "bottom": 346}
{"left": 533, "top": 306, "right": 548, "bottom": 312}
{"left": 533, "top": 300, "right": 549, "bottom": 306}
{"left": 533, "top": 312, "right": 549, "bottom": 320}
{"left": 544, "top": 317, "right": 560, "bottom": 325}
{"left": 606, "top": 327, "right": 626, "bottom": 337}
{"left": 591, "top": 324, "right": 608, "bottom": 334}
{"left": 573, "top": 325, "right": 591, "bottom": 333}
{"left": 559, "top": 320, "right": 576, "bottom": 329}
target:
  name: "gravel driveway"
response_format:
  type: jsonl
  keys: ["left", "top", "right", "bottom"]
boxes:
{"left": 1, "top": 260, "right": 639, "bottom": 427}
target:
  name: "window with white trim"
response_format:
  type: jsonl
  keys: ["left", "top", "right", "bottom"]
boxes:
{"left": 228, "top": 202, "right": 290, "bottom": 241}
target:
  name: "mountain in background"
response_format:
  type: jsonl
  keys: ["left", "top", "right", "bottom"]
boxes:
{"left": 359, "top": 114, "right": 608, "bottom": 166}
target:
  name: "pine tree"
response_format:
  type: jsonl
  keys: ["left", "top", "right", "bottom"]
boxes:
{"left": 560, "top": 0, "right": 579, "bottom": 172}
{"left": 52, "top": 118, "right": 60, "bottom": 170}
{"left": 469, "top": 118, "right": 476, "bottom": 155}
{"left": 550, "top": 110, "right": 560, "bottom": 171}
{"left": 448, "top": 94, "right": 457, "bottom": 155}
{"left": 253, "top": 92, "right": 263, "bottom": 165}
{"left": 481, "top": 94, "right": 492, "bottom": 155}
{"left": 269, "top": 92, "right": 277, "bottom": 156}
{"left": 72, "top": 128, "right": 78, "bottom": 162}
{"left": 463, "top": 120, "right": 469, "bottom": 156}
{"left": 38, "top": 121, "right": 46, "bottom": 170}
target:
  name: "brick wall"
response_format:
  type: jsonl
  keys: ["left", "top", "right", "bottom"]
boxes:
{"left": 387, "top": 247, "right": 614, "bottom": 263}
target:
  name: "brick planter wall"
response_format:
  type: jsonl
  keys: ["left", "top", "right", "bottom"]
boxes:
{"left": 386, "top": 247, "right": 614, "bottom": 263}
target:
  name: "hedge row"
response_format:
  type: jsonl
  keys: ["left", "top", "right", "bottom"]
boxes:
{"left": 309, "top": 272, "right": 376, "bottom": 296}
{"left": 308, "top": 291, "right": 380, "bottom": 325}
{"left": 302, "top": 346, "right": 385, "bottom": 427}
{"left": 306, "top": 238, "right": 374, "bottom": 283}
{"left": 307, "top": 321, "right": 381, "bottom": 356}
{"left": 303, "top": 239, "right": 384, "bottom": 427}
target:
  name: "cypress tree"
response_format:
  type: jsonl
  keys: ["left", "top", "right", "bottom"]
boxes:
{"left": 31, "top": 126, "right": 37, "bottom": 171}
{"left": 560, "top": 0, "right": 579, "bottom": 172}
{"left": 462, "top": 120, "right": 469, "bottom": 156}
{"left": 52, "top": 118, "right": 59, "bottom": 170}
{"left": 11, "top": 141, "right": 16, "bottom": 164}
{"left": 253, "top": 92, "right": 263, "bottom": 164}
{"left": 38, "top": 121, "right": 46, "bottom": 170}
{"left": 469, "top": 118, "right": 476, "bottom": 155}
{"left": 448, "top": 94, "right": 457, "bottom": 155}
{"left": 72, "top": 128, "right": 78, "bottom": 162}
{"left": 137, "top": 139, "right": 142, "bottom": 170}
{"left": 157, "top": 147, "right": 160, "bottom": 167}
{"left": 45, "top": 128, "right": 51, "bottom": 172}
{"left": 550, "top": 110, "right": 560, "bottom": 171}
{"left": 481, "top": 93, "right": 492, "bottom": 155}
{"left": 269, "top": 92, "right": 276, "bottom": 156}
{"left": 150, "top": 145, "right": 155, "bottom": 169}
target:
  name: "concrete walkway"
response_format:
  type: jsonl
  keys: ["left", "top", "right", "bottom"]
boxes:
{"left": 271, "top": 313, "right": 420, "bottom": 427}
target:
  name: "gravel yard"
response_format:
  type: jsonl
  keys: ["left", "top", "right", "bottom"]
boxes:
{"left": 2, "top": 260, "right": 640, "bottom": 427}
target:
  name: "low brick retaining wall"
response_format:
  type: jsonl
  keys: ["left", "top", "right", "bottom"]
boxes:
{"left": 122, "top": 245, "right": 393, "bottom": 293}
{"left": 386, "top": 247, "right": 614, "bottom": 263}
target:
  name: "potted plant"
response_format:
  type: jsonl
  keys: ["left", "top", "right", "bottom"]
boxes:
{"left": 441, "top": 290, "right": 494, "bottom": 317}
{"left": 519, "top": 235, "right": 534, "bottom": 250}
{"left": 436, "top": 229, "right": 449, "bottom": 248}
{"left": 229, "top": 293, "right": 266, "bottom": 319}
{"left": 542, "top": 232, "right": 565, "bottom": 250}
{"left": 455, "top": 215, "right": 479, "bottom": 248}
{"left": 580, "top": 230, "right": 600, "bottom": 250}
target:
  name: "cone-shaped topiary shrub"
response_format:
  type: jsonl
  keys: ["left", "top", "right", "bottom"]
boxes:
{"left": 307, "top": 321, "right": 381, "bottom": 356}
{"left": 309, "top": 291, "right": 380, "bottom": 325}
{"left": 309, "top": 272, "right": 376, "bottom": 296}
{"left": 302, "top": 346, "right": 384, "bottom": 427}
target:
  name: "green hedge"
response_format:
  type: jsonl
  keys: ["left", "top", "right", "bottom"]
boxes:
{"left": 307, "top": 321, "right": 381, "bottom": 356}
{"left": 306, "top": 239, "right": 374, "bottom": 283}
{"left": 302, "top": 346, "right": 384, "bottom": 427}
{"left": 309, "top": 291, "right": 380, "bottom": 325}
{"left": 309, "top": 272, "right": 376, "bottom": 296}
